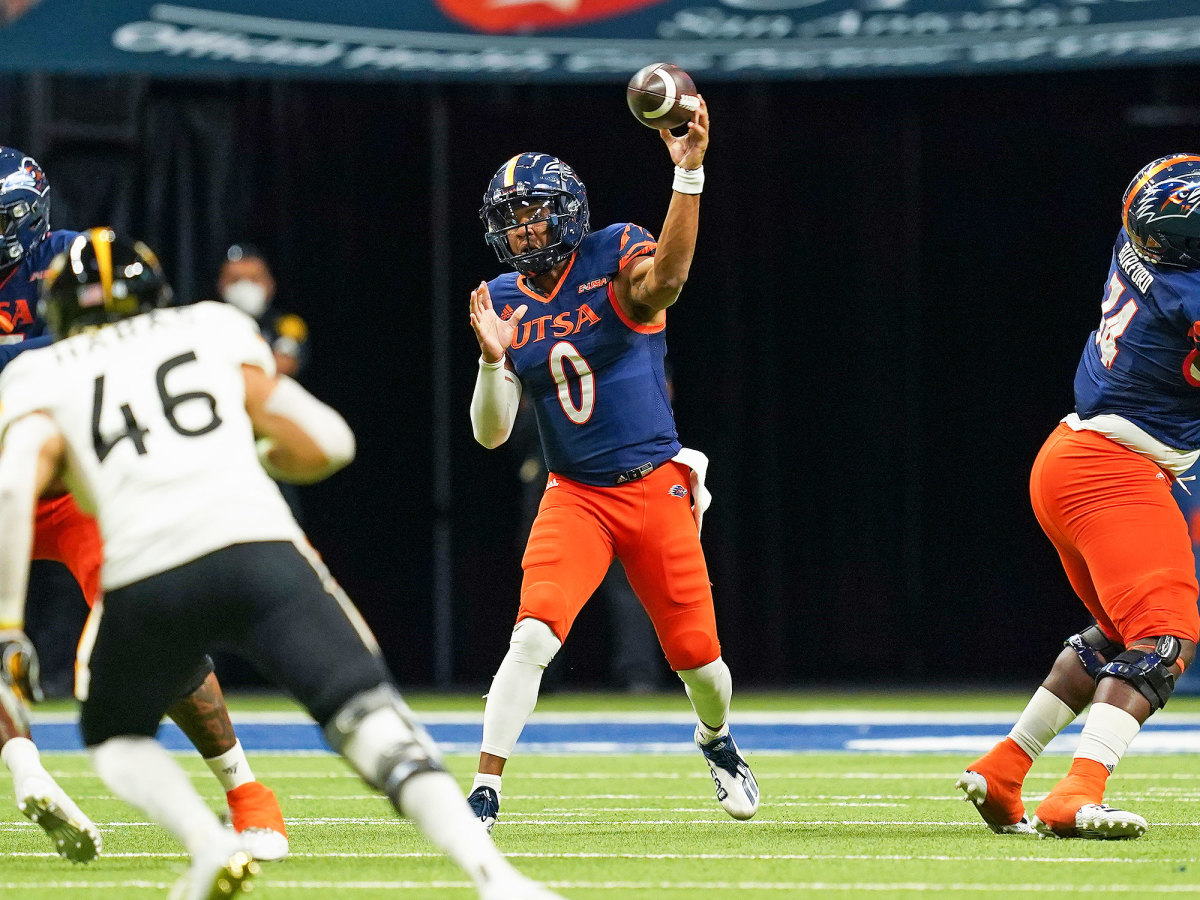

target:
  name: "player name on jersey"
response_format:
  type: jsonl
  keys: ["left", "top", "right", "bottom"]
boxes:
{"left": 1117, "top": 241, "right": 1155, "bottom": 294}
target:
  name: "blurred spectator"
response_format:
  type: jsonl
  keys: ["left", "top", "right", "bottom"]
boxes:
{"left": 218, "top": 244, "right": 309, "bottom": 380}
{"left": 218, "top": 244, "right": 309, "bottom": 524}
{"left": 510, "top": 398, "right": 670, "bottom": 693}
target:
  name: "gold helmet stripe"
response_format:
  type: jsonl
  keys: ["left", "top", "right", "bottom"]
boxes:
{"left": 503, "top": 155, "right": 520, "bottom": 188}
{"left": 90, "top": 227, "right": 114, "bottom": 304}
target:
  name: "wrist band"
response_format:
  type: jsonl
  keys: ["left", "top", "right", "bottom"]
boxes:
{"left": 673, "top": 165, "right": 704, "bottom": 195}
{"left": 479, "top": 354, "right": 506, "bottom": 369}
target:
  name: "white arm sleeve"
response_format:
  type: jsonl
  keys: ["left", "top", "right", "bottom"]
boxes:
{"left": 0, "top": 415, "right": 60, "bottom": 629}
{"left": 470, "top": 356, "right": 522, "bottom": 449}
{"left": 259, "top": 376, "right": 356, "bottom": 482}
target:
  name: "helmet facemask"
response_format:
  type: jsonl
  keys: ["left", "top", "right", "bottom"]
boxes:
{"left": 0, "top": 149, "right": 51, "bottom": 273}
{"left": 481, "top": 189, "right": 583, "bottom": 277}
{"left": 480, "top": 153, "right": 590, "bottom": 278}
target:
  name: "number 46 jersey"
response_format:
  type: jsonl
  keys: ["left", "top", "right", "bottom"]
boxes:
{"left": 0, "top": 301, "right": 302, "bottom": 591}
{"left": 1074, "top": 227, "right": 1200, "bottom": 454}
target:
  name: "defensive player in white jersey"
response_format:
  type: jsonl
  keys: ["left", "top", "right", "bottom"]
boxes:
{"left": 0, "top": 229, "right": 566, "bottom": 900}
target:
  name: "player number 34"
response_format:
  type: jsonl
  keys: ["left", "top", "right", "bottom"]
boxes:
{"left": 1095, "top": 272, "right": 1138, "bottom": 369}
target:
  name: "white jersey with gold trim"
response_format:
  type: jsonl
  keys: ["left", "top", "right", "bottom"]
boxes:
{"left": 0, "top": 301, "right": 303, "bottom": 590}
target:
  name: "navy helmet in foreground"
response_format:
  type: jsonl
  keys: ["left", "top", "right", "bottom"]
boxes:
{"left": 0, "top": 147, "right": 51, "bottom": 272}
{"left": 39, "top": 228, "right": 172, "bottom": 338}
{"left": 480, "top": 152, "right": 589, "bottom": 277}
{"left": 1123, "top": 153, "right": 1200, "bottom": 269}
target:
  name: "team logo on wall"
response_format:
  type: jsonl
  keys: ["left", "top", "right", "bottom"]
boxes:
{"left": 436, "top": 0, "right": 669, "bottom": 33}
{"left": 0, "top": 0, "right": 44, "bottom": 24}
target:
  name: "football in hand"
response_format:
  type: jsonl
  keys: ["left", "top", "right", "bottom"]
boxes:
{"left": 626, "top": 63, "right": 699, "bottom": 131}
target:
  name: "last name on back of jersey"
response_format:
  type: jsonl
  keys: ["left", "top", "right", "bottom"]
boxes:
{"left": 1117, "top": 239, "right": 1155, "bottom": 295}
{"left": 46, "top": 306, "right": 186, "bottom": 365}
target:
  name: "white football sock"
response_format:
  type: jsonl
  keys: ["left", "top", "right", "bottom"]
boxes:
{"left": 472, "top": 772, "right": 502, "bottom": 796}
{"left": 2, "top": 736, "right": 47, "bottom": 782}
{"left": 479, "top": 619, "right": 560, "bottom": 760}
{"left": 396, "top": 770, "right": 516, "bottom": 888}
{"left": 678, "top": 657, "right": 732, "bottom": 742}
{"left": 91, "top": 736, "right": 233, "bottom": 855}
{"left": 1008, "top": 687, "right": 1078, "bottom": 759}
{"left": 1074, "top": 702, "right": 1141, "bottom": 773}
{"left": 205, "top": 740, "right": 255, "bottom": 791}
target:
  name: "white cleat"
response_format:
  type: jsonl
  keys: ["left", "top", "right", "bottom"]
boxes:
{"left": 168, "top": 847, "right": 259, "bottom": 900}
{"left": 1032, "top": 803, "right": 1148, "bottom": 841}
{"left": 696, "top": 727, "right": 759, "bottom": 820}
{"left": 954, "top": 770, "right": 1034, "bottom": 835}
{"left": 237, "top": 826, "right": 289, "bottom": 862}
{"left": 16, "top": 777, "right": 102, "bottom": 864}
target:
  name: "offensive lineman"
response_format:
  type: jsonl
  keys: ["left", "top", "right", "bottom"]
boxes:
{"left": 465, "top": 99, "right": 759, "bottom": 830}
{"left": 956, "top": 154, "right": 1200, "bottom": 839}
{"left": 0, "top": 229, "right": 565, "bottom": 900}
{"left": 0, "top": 147, "right": 287, "bottom": 863}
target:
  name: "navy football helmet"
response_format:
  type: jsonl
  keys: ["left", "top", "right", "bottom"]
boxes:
{"left": 40, "top": 228, "right": 172, "bottom": 338}
{"left": 480, "top": 152, "right": 589, "bottom": 277}
{"left": 1123, "top": 153, "right": 1200, "bottom": 268}
{"left": 0, "top": 147, "right": 51, "bottom": 273}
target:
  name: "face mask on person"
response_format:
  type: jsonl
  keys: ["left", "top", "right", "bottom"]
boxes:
{"left": 222, "top": 280, "right": 269, "bottom": 318}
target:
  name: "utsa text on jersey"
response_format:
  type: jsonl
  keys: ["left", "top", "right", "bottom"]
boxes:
{"left": 507, "top": 303, "right": 602, "bottom": 349}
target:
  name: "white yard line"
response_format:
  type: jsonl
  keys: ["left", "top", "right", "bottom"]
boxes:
{"left": 7, "top": 850, "right": 1200, "bottom": 864}
{"left": 8, "top": 817, "right": 1197, "bottom": 829}
{"left": 4, "top": 880, "right": 1200, "bottom": 893}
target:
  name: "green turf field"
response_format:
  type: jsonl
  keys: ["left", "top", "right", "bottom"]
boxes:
{"left": 3, "top": 693, "right": 1200, "bottom": 899}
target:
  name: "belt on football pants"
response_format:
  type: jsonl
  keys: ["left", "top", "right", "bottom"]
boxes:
{"left": 613, "top": 462, "right": 656, "bottom": 485}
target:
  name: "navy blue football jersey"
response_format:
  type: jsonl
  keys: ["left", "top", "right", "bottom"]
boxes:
{"left": 0, "top": 229, "right": 77, "bottom": 370}
{"left": 489, "top": 222, "right": 680, "bottom": 485}
{"left": 1074, "top": 228, "right": 1200, "bottom": 449}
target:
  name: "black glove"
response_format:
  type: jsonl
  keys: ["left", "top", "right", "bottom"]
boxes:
{"left": 0, "top": 629, "right": 43, "bottom": 704}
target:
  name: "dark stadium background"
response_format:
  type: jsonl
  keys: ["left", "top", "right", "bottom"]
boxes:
{"left": 4, "top": 69, "right": 1199, "bottom": 689}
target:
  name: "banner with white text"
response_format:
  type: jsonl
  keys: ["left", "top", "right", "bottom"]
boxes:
{"left": 1, "top": 1, "right": 1198, "bottom": 81}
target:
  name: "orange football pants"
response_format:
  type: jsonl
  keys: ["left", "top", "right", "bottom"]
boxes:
{"left": 518, "top": 460, "right": 721, "bottom": 672}
{"left": 1030, "top": 423, "right": 1200, "bottom": 645}
{"left": 32, "top": 493, "right": 102, "bottom": 609}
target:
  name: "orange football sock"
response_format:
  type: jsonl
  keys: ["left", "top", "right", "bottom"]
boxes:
{"left": 1034, "top": 758, "right": 1110, "bottom": 832}
{"left": 964, "top": 737, "right": 1033, "bottom": 824}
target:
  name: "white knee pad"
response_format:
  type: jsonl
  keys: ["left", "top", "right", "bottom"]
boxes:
{"left": 324, "top": 685, "right": 444, "bottom": 795}
{"left": 507, "top": 618, "right": 561, "bottom": 668}
{"left": 678, "top": 656, "right": 732, "bottom": 732}
{"left": 678, "top": 656, "right": 732, "bottom": 694}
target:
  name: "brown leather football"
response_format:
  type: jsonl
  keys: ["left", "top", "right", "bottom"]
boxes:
{"left": 626, "top": 63, "right": 699, "bottom": 130}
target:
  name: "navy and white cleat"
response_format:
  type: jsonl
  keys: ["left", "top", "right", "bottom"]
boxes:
{"left": 696, "top": 728, "right": 759, "bottom": 820}
{"left": 467, "top": 785, "right": 500, "bottom": 833}
{"left": 1033, "top": 803, "right": 1147, "bottom": 840}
